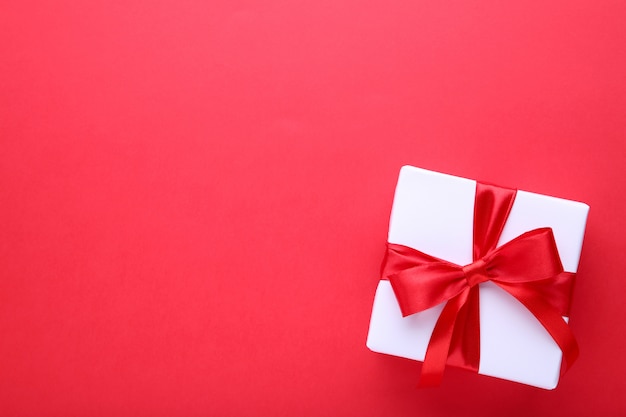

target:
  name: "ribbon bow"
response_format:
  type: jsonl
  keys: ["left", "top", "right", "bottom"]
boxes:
{"left": 382, "top": 183, "right": 579, "bottom": 386}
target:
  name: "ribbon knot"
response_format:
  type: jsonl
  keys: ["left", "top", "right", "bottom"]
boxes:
{"left": 381, "top": 182, "right": 579, "bottom": 386}
{"left": 462, "top": 259, "right": 489, "bottom": 287}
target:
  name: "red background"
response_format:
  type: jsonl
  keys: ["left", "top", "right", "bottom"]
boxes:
{"left": 1, "top": 1, "right": 625, "bottom": 416}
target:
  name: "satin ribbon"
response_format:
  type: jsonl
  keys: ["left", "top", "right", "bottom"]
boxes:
{"left": 381, "top": 182, "right": 578, "bottom": 386}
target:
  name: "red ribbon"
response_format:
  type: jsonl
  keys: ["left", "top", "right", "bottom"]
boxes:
{"left": 382, "top": 182, "right": 579, "bottom": 386}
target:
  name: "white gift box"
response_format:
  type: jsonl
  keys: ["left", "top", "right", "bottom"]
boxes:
{"left": 366, "top": 166, "right": 589, "bottom": 389}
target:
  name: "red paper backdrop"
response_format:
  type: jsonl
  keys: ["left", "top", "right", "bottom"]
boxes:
{"left": 1, "top": 1, "right": 625, "bottom": 416}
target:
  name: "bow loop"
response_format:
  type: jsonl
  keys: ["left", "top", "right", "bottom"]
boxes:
{"left": 386, "top": 254, "right": 468, "bottom": 317}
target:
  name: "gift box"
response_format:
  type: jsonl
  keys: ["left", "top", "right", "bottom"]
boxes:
{"left": 366, "top": 166, "right": 589, "bottom": 389}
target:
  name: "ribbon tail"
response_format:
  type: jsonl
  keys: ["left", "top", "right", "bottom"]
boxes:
{"left": 447, "top": 286, "right": 481, "bottom": 372}
{"left": 419, "top": 289, "right": 469, "bottom": 387}
{"left": 498, "top": 283, "right": 579, "bottom": 372}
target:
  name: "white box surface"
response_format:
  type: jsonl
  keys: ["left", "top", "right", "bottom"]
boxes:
{"left": 366, "top": 166, "right": 589, "bottom": 389}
